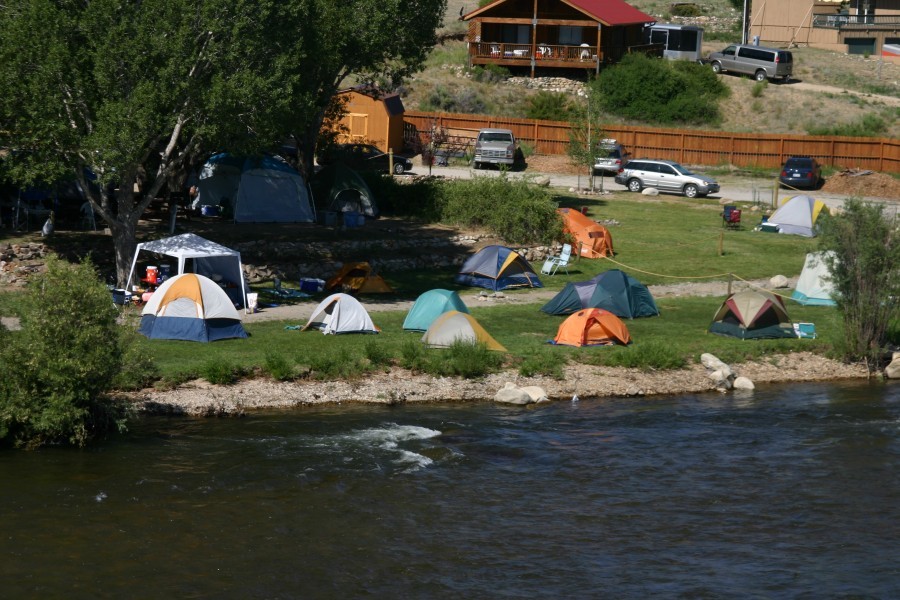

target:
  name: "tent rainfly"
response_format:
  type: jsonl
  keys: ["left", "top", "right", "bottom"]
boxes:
{"left": 557, "top": 208, "right": 614, "bottom": 258}
{"left": 403, "top": 289, "right": 470, "bottom": 332}
{"left": 792, "top": 251, "right": 837, "bottom": 306}
{"left": 197, "top": 153, "right": 316, "bottom": 223}
{"left": 313, "top": 163, "right": 378, "bottom": 217}
{"left": 550, "top": 308, "right": 632, "bottom": 347}
{"left": 139, "top": 273, "right": 248, "bottom": 342}
{"left": 421, "top": 311, "right": 506, "bottom": 351}
{"left": 455, "top": 245, "right": 543, "bottom": 291}
{"left": 708, "top": 290, "right": 796, "bottom": 339}
{"left": 541, "top": 269, "right": 658, "bottom": 318}
{"left": 767, "top": 194, "right": 827, "bottom": 237}
{"left": 126, "top": 233, "right": 248, "bottom": 310}
{"left": 301, "top": 293, "right": 380, "bottom": 334}
{"left": 326, "top": 262, "right": 393, "bottom": 294}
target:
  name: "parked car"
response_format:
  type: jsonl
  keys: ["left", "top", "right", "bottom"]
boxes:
{"left": 593, "top": 139, "right": 631, "bottom": 176}
{"left": 707, "top": 44, "right": 793, "bottom": 82}
{"left": 614, "top": 159, "right": 720, "bottom": 198}
{"left": 779, "top": 156, "right": 821, "bottom": 189}
{"left": 473, "top": 128, "right": 517, "bottom": 169}
{"left": 316, "top": 143, "right": 412, "bottom": 174}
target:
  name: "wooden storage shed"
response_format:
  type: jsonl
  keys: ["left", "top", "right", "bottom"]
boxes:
{"left": 333, "top": 86, "right": 406, "bottom": 154}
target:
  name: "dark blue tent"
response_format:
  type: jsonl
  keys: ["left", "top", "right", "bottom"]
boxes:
{"left": 540, "top": 269, "right": 659, "bottom": 318}
{"left": 455, "top": 245, "right": 542, "bottom": 291}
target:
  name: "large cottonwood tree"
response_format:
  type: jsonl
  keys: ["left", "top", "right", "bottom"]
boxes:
{"left": 0, "top": 0, "right": 444, "bottom": 285}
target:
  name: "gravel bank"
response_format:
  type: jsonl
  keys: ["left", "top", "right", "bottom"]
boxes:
{"left": 127, "top": 352, "right": 869, "bottom": 416}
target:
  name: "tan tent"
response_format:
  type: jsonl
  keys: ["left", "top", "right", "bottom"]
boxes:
{"left": 421, "top": 311, "right": 506, "bottom": 352}
{"left": 708, "top": 290, "right": 795, "bottom": 339}
{"left": 557, "top": 208, "right": 614, "bottom": 258}
{"left": 326, "top": 262, "right": 393, "bottom": 294}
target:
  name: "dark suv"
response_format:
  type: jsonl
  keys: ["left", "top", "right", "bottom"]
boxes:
{"left": 316, "top": 143, "right": 412, "bottom": 174}
{"left": 779, "top": 156, "right": 821, "bottom": 189}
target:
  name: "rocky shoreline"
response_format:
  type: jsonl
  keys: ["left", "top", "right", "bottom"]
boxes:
{"left": 126, "top": 351, "right": 871, "bottom": 416}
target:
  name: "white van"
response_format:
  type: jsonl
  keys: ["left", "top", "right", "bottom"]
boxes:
{"left": 708, "top": 44, "right": 793, "bottom": 82}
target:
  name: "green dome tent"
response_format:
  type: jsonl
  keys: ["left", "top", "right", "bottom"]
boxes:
{"left": 403, "top": 289, "right": 470, "bottom": 332}
{"left": 541, "top": 269, "right": 659, "bottom": 318}
{"left": 312, "top": 163, "right": 378, "bottom": 217}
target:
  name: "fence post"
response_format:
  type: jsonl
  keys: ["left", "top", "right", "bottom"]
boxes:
{"left": 718, "top": 231, "right": 724, "bottom": 256}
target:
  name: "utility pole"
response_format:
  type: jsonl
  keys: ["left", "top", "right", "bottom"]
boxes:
{"left": 742, "top": 0, "right": 750, "bottom": 45}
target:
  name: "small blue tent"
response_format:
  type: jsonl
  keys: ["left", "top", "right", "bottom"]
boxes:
{"left": 454, "top": 245, "right": 542, "bottom": 291}
{"left": 540, "top": 269, "right": 659, "bottom": 318}
{"left": 197, "top": 153, "right": 316, "bottom": 223}
{"left": 403, "top": 289, "right": 470, "bottom": 332}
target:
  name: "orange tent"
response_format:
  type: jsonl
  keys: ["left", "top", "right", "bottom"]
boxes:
{"left": 326, "top": 262, "right": 393, "bottom": 294}
{"left": 557, "top": 208, "right": 614, "bottom": 258}
{"left": 551, "top": 308, "right": 631, "bottom": 347}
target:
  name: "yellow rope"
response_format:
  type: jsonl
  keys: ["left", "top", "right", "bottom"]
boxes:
{"left": 730, "top": 273, "right": 796, "bottom": 301}
{"left": 598, "top": 258, "right": 799, "bottom": 302}
{"left": 600, "top": 255, "right": 731, "bottom": 280}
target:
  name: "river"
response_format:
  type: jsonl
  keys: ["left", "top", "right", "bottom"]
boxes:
{"left": 2, "top": 381, "right": 899, "bottom": 598}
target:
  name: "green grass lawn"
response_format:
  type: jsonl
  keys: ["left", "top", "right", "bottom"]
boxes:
{"left": 127, "top": 293, "right": 840, "bottom": 387}
{"left": 3, "top": 189, "right": 838, "bottom": 386}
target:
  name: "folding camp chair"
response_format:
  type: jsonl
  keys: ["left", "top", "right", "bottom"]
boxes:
{"left": 721, "top": 205, "right": 736, "bottom": 227}
{"left": 541, "top": 243, "right": 572, "bottom": 275}
{"left": 726, "top": 209, "right": 742, "bottom": 229}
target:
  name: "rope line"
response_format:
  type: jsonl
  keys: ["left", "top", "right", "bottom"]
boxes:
{"left": 730, "top": 273, "right": 796, "bottom": 301}
{"left": 600, "top": 255, "right": 731, "bottom": 280}
{"left": 599, "top": 257, "right": 799, "bottom": 301}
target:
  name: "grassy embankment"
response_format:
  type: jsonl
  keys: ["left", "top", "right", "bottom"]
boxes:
{"left": 0, "top": 190, "right": 837, "bottom": 388}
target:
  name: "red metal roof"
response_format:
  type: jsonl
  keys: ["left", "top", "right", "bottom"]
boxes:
{"left": 462, "top": 0, "right": 653, "bottom": 26}
{"left": 563, "top": 0, "right": 654, "bottom": 25}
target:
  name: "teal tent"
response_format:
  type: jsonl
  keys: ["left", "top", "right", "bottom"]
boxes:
{"left": 541, "top": 269, "right": 659, "bottom": 318}
{"left": 403, "top": 289, "right": 470, "bottom": 332}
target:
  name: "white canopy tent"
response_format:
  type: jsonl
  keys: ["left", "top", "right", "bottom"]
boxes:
{"left": 125, "top": 233, "right": 249, "bottom": 311}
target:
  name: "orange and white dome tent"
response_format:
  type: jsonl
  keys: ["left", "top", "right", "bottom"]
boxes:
{"left": 551, "top": 308, "right": 631, "bottom": 347}
{"left": 139, "top": 273, "right": 248, "bottom": 342}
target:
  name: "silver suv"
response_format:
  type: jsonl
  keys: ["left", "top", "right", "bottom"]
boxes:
{"left": 473, "top": 128, "right": 516, "bottom": 169}
{"left": 593, "top": 139, "right": 631, "bottom": 176}
{"left": 614, "top": 159, "right": 719, "bottom": 198}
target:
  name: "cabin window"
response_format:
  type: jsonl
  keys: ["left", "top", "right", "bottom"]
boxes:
{"left": 501, "top": 24, "right": 530, "bottom": 44}
{"left": 559, "top": 26, "right": 583, "bottom": 45}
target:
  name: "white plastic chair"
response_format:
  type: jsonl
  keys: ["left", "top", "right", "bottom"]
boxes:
{"left": 541, "top": 243, "right": 572, "bottom": 275}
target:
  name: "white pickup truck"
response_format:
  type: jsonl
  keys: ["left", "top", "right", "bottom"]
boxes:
{"left": 473, "top": 128, "right": 517, "bottom": 169}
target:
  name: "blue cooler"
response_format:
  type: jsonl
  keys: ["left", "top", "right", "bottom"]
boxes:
{"left": 343, "top": 211, "right": 360, "bottom": 228}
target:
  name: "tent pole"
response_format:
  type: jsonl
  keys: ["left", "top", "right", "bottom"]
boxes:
{"left": 124, "top": 243, "right": 142, "bottom": 292}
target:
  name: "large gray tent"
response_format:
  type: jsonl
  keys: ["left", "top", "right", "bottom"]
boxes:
{"left": 197, "top": 153, "right": 316, "bottom": 223}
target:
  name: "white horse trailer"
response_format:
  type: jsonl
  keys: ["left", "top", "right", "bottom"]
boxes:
{"left": 644, "top": 24, "right": 704, "bottom": 62}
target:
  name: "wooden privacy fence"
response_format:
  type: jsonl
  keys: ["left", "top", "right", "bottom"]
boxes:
{"left": 404, "top": 111, "right": 900, "bottom": 173}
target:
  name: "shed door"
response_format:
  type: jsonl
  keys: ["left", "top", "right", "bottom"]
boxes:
{"left": 349, "top": 113, "right": 368, "bottom": 141}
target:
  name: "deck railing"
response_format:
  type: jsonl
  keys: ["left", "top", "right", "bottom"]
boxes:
{"left": 471, "top": 42, "right": 599, "bottom": 64}
{"left": 812, "top": 13, "right": 900, "bottom": 28}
